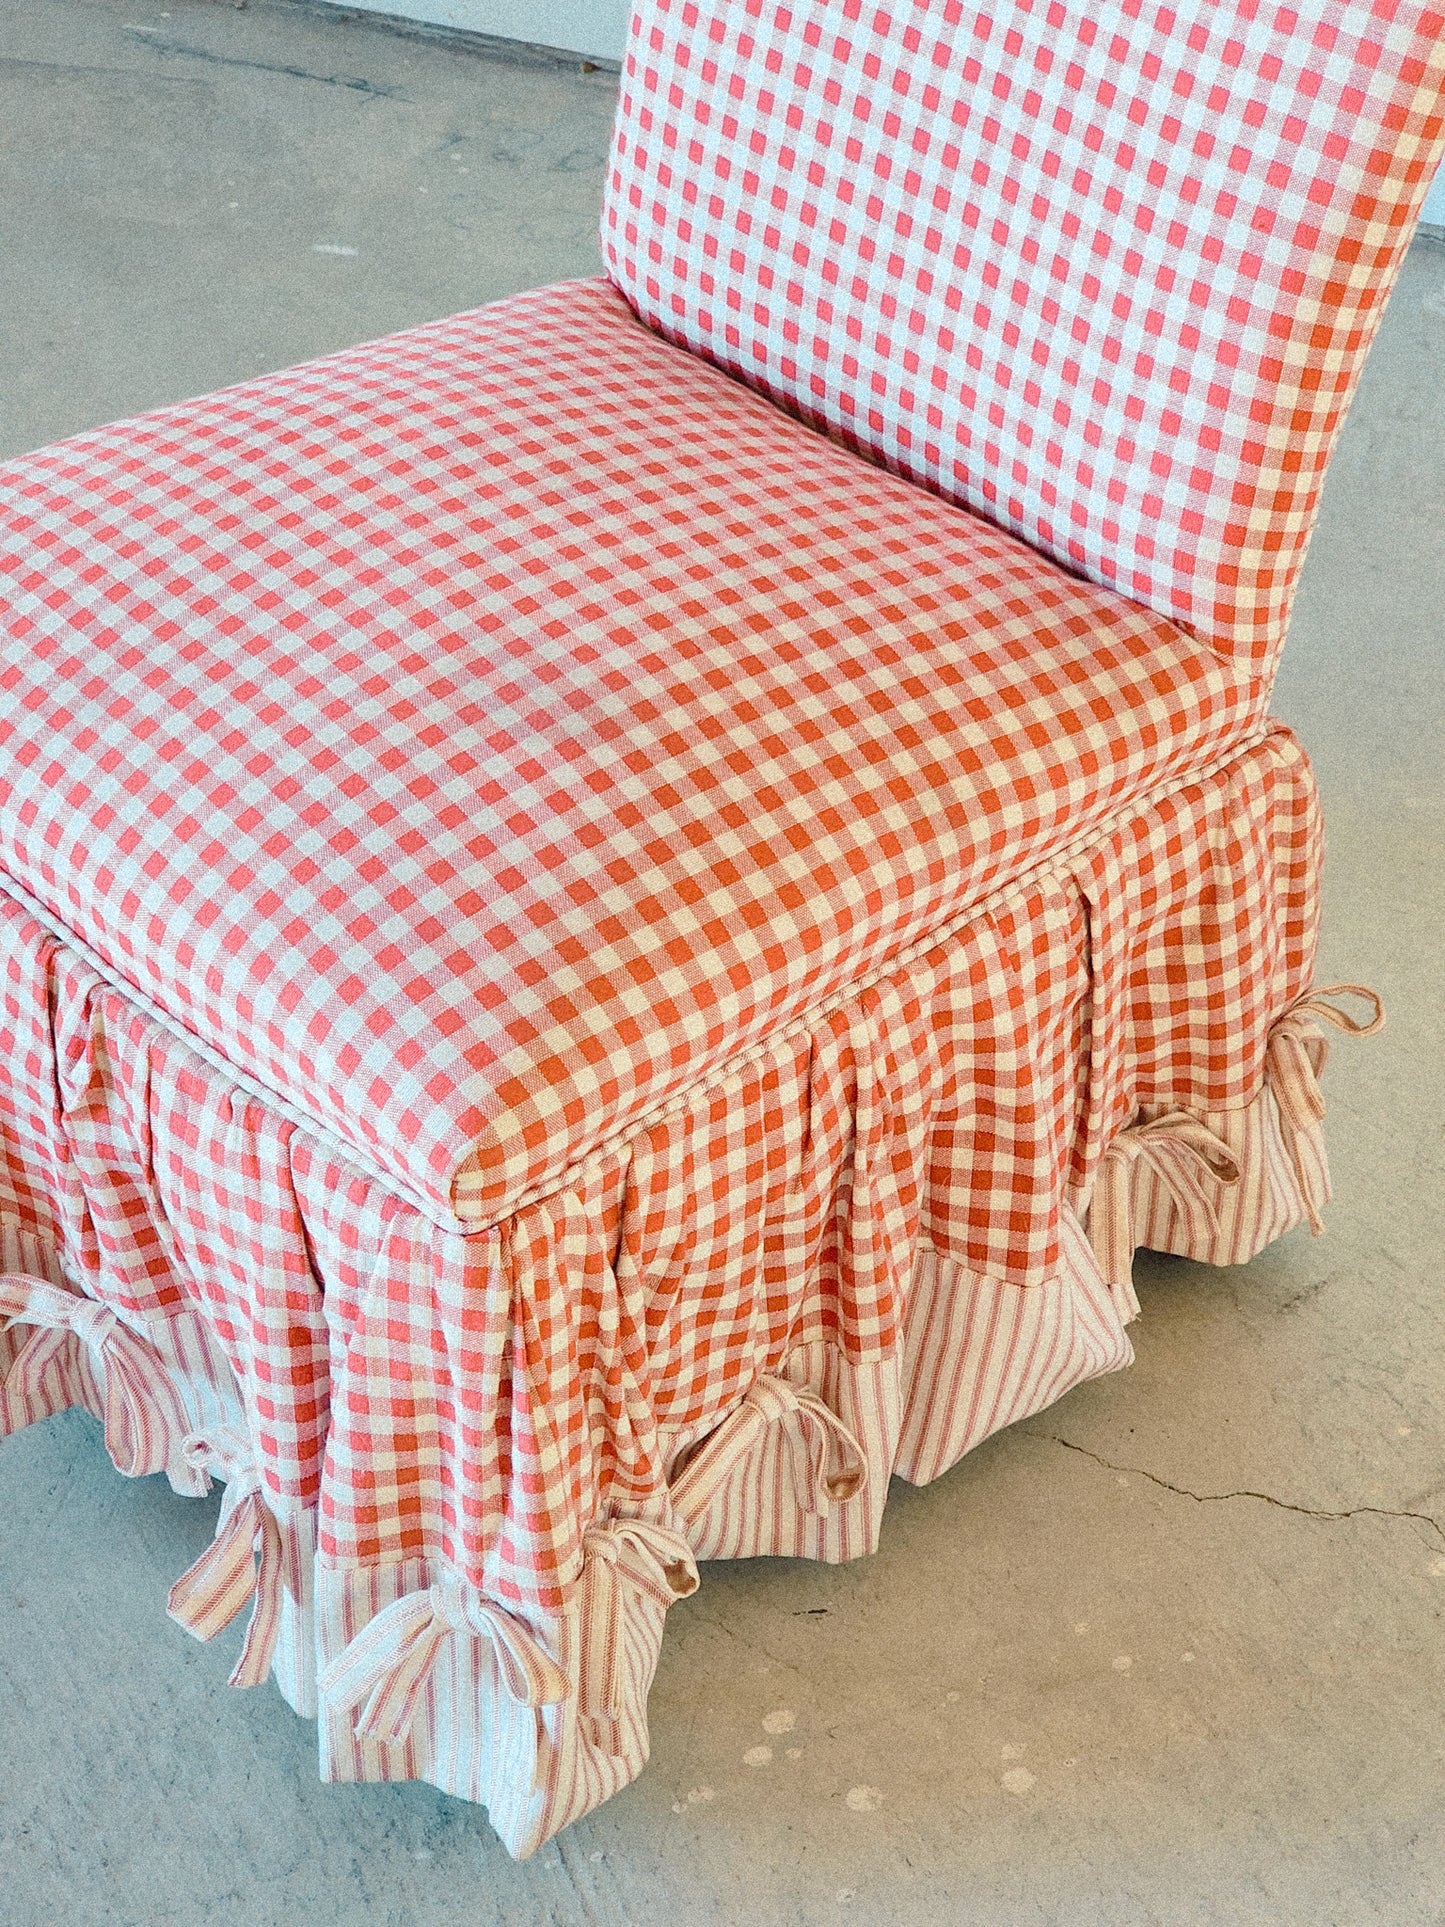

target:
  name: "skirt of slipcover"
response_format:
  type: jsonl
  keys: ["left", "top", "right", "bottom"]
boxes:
{"left": 0, "top": 722, "right": 1369, "bottom": 1856}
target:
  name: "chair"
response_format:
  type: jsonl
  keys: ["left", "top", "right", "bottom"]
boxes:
{"left": 0, "top": 0, "right": 1439, "bottom": 1857}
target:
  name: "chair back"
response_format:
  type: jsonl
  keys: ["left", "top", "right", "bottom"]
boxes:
{"left": 604, "top": 1, "right": 1445, "bottom": 673}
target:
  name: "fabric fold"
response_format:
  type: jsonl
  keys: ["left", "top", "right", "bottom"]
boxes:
{"left": 1266, "top": 985, "right": 1384, "bottom": 1235}
{"left": 0, "top": 729, "right": 1357, "bottom": 1854}
{"left": 0, "top": 1272, "right": 193, "bottom": 1486}
{"left": 577, "top": 1518, "right": 699, "bottom": 1754}
{"left": 166, "top": 1433, "right": 287, "bottom": 1689}
{"left": 670, "top": 1375, "right": 869, "bottom": 1530}
{"left": 896, "top": 1209, "right": 1134, "bottom": 1485}
{"left": 1086, "top": 1116, "right": 1241, "bottom": 1320}
{"left": 319, "top": 1580, "right": 571, "bottom": 1764}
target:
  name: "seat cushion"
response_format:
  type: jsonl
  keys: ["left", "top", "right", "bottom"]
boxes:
{"left": 0, "top": 278, "right": 1263, "bottom": 1226}
{"left": 605, "top": 0, "right": 1445, "bottom": 671}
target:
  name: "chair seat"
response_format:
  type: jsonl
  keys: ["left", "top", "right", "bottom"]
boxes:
{"left": 0, "top": 277, "right": 1264, "bottom": 1226}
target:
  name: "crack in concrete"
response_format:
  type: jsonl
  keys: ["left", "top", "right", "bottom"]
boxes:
{"left": 120, "top": 30, "right": 406, "bottom": 97}
{"left": 1026, "top": 1431, "right": 1445, "bottom": 1548}
{"left": 683, "top": 1606, "right": 801, "bottom": 1674}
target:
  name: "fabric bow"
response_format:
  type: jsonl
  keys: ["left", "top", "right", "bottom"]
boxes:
{"left": 0, "top": 1273, "right": 183, "bottom": 1479}
{"left": 1267, "top": 984, "right": 1384, "bottom": 1234}
{"left": 578, "top": 1518, "right": 699, "bottom": 1754}
{"left": 1088, "top": 1114, "right": 1241, "bottom": 1320}
{"left": 166, "top": 1433, "right": 284, "bottom": 1689}
{"left": 669, "top": 1375, "right": 869, "bottom": 1529}
{"left": 319, "top": 1579, "right": 571, "bottom": 1763}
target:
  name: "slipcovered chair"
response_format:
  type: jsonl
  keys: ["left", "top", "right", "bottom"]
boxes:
{"left": 1, "top": 0, "right": 1440, "bottom": 1857}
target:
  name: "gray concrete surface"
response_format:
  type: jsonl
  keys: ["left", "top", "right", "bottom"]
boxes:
{"left": 1, "top": 3, "right": 1442, "bottom": 1922}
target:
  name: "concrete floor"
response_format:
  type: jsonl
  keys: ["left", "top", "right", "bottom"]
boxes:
{"left": 1, "top": 3, "right": 1442, "bottom": 1922}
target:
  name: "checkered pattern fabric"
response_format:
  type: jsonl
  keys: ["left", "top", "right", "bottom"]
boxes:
{"left": 0, "top": 3, "right": 1414, "bottom": 1851}
{"left": 0, "top": 723, "right": 1341, "bottom": 1856}
{"left": 0, "top": 894, "right": 334, "bottom": 1506}
{"left": 604, "top": 0, "right": 1445, "bottom": 669}
{"left": 0, "top": 277, "right": 1262, "bottom": 1229}
{"left": 0, "top": 726, "right": 1320, "bottom": 1613}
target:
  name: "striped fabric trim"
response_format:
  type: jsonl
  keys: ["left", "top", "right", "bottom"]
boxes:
{"left": 576, "top": 1519, "right": 698, "bottom": 1755}
{"left": 1265, "top": 984, "right": 1385, "bottom": 1235}
{"left": 0, "top": 1296, "right": 98, "bottom": 1445}
{"left": 894, "top": 1206, "right": 1134, "bottom": 1487}
{"left": 0, "top": 730, "right": 1326, "bottom": 1615}
{"left": 153, "top": 1311, "right": 320, "bottom": 1716}
{"left": 0, "top": 1272, "right": 190, "bottom": 1485}
{"left": 0, "top": 996, "right": 1365, "bottom": 1856}
{"left": 669, "top": 1370, "right": 869, "bottom": 1559}
{"left": 1130, "top": 984, "right": 1383, "bottom": 1269}
{"left": 659, "top": 1341, "right": 890, "bottom": 1565}
{"left": 306, "top": 1005, "right": 1361, "bottom": 1856}
{"left": 1085, "top": 1113, "right": 1242, "bottom": 1322}
{"left": 314, "top": 1557, "right": 663, "bottom": 1858}
{"left": 306, "top": 1194, "right": 1141, "bottom": 1852}
{"left": 166, "top": 1435, "right": 287, "bottom": 1691}
{"left": 0, "top": 728, "right": 1367, "bottom": 1854}
{"left": 265, "top": 1509, "right": 319, "bottom": 1722}
{"left": 318, "top": 1581, "right": 571, "bottom": 1761}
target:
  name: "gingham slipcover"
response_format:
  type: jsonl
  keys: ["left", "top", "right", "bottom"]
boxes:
{"left": 0, "top": 278, "right": 1264, "bottom": 1228}
{"left": 0, "top": 0, "right": 1435, "bottom": 1861}
{"left": 606, "top": 0, "right": 1445, "bottom": 667}
{"left": 0, "top": 722, "right": 1355, "bottom": 1854}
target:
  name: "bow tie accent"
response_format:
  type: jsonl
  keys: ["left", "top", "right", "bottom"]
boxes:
{"left": 578, "top": 1517, "right": 699, "bottom": 1754}
{"left": 669, "top": 1374, "right": 869, "bottom": 1530}
{"left": 319, "top": 1579, "right": 571, "bottom": 1768}
{"left": 1088, "top": 1114, "right": 1241, "bottom": 1320}
{"left": 166, "top": 1433, "right": 284, "bottom": 1689}
{"left": 0, "top": 1273, "right": 185, "bottom": 1481}
{"left": 1267, "top": 985, "right": 1384, "bottom": 1234}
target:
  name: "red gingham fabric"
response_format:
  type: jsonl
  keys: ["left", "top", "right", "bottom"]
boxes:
{"left": 604, "top": 0, "right": 1445, "bottom": 670}
{"left": 0, "top": 278, "right": 1264, "bottom": 1228}
{"left": 315, "top": 727, "right": 1322, "bottom": 1603}
{"left": 0, "top": 896, "right": 333, "bottom": 1506}
{"left": 0, "top": 2, "right": 1414, "bottom": 1853}
{"left": 0, "top": 724, "right": 1334, "bottom": 1855}
{"left": 0, "top": 725, "right": 1319, "bottom": 1614}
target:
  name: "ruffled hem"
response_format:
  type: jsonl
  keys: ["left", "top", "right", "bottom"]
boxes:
{"left": 0, "top": 724, "right": 1364, "bottom": 1854}
{"left": 0, "top": 983, "right": 1372, "bottom": 1855}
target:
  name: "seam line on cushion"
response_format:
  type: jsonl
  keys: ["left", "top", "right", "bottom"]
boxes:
{"left": 0, "top": 718, "right": 1281, "bottom": 1236}
{"left": 0, "top": 867, "right": 460, "bottom": 1230}
{"left": 457, "top": 717, "right": 1283, "bottom": 1227}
